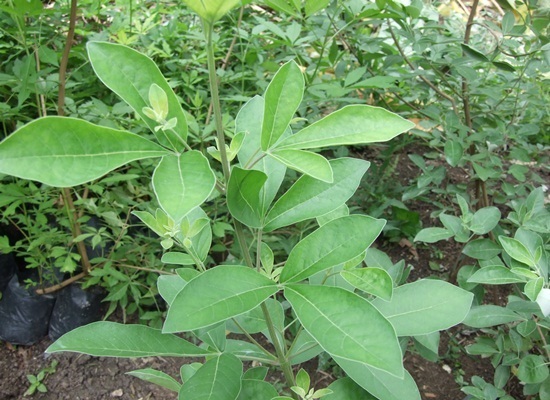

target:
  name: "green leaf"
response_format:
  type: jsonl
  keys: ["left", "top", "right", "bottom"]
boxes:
{"left": 518, "top": 355, "right": 549, "bottom": 384}
{"left": 225, "top": 339, "right": 277, "bottom": 362}
{"left": 413, "top": 227, "right": 452, "bottom": 243}
{"left": 261, "top": 60, "right": 304, "bottom": 150}
{"left": 444, "top": 140, "right": 463, "bottom": 167}
{"left": 162, "top": 252, "right": 195, "bottom": 266}
{"left": 324, "top": 377, "right": 375, "bottom": 400}
{"left": 281, "top": 215, "right": 384, "bottom": 283}
{"left": 227, "top": 167, "right": 268, "bottom": 228}
{"left": 164, "top": 266, "right": 278, "bottom": 332}
{"left": 264, "top": 158, "right": 370, "bottom": 232}
{"left": 46, "top": 322, "right": 210, "bottom": 357}
{"left": 284, "top": 285, "right": 403, "bottom": 378}
{"left": 499, "top": 236, "right": 535, "bottom": 266}
{"left": 469, "top": 207, "right": 501, "bottom": 235}
{"left": 179, "top": 354, "right": 242, "bottom": 400}
{"left": 237, "top": 96, "right": 287, "bottom": 214}
{"left": 0, "top": 117, "right": 167, "bottom": 187}
{"left": 184, "top": 0, "right": 248, "bottom": 23}
{"left": 87, "top": 42, "right": 188, "bottom": 150}
{"left": 237, "top": 379, "right": 279, "bottom": 399}
{"left": 127, "top": 368, "right": 181, "bottom": 392}
{"left": 467, "top": 265, "right": 526, "bottom": 285}
{"left": 152, "top": 151, "right": 215, "bottom": 223}
{"left": 157, "top": 274, "right": 187, "bottom": 305}
{"left": 463, "top": 305, "right": 524, "bottom": 328}
{"left": 269, "top": 149, "right": 333, "bottom": 182}
{"left": 332, "top": 357, "right": 421, "bottom": 400}
{"left": 288, "top": 330, "right": 323, "bottom": 365}
{"left": 226, "top": 298, "right": 284, "bottom": 334}
{"left": 461, "top": 43, "right": 490, "bottom": 62}
{"left": 463, "top": 239, "right": 502, "bottom": 260}
{"left": 525, "top": 277, "right": 544, "bottom": 302}
{"left": 305, "top": 0, "right": 331, "bottom": 16}
{"left": 371, "top": 279, "right": 473, "bottom": 336}
{"left": 341, "top": 268, "right": 393, "bottom": 301}
{"left": 275, "top": 105, "right": 414, "bottom": 150}
{"left": 492, "top": 61, "right": 516, "bottom": 72}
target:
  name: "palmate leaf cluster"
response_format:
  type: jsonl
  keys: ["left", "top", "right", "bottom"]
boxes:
{"left": 0, "top": 37, "right": 475, "bottom": 399}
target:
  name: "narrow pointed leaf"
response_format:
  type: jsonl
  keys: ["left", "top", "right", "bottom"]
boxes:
{"left": 127, "top": 369, "right": 181, "bottom": 392}
{"left": 237, "top": 96, "right": 287, "bottom": 214}
{"left": 152, "top": 151, "right": 216, "bottom": 223}
{"left": 261, "top": 60, "right": 304, "bottom": 150}
{"left": 341, "top": 268, "right": 393, "bottom": 301}
{"left": 46, "top": 321, "right": 210, "bottom": 357}
{"left": 87, "top": 42, "right": 188, "bottom": 150}
{"left": 269, "top": 149, "right": 333, "bottom": 182}
{"left": 164, "top": 266, "right": 278, "bottom": 332}
{"left": 371, "top": 279, "right": 473, "bottom": 336}
{"left": 264, "top": 158, "right": 369, "bottom": 232}
{"left": 285, "top": 285, "right": 403, "bottom": 378}
{"left": 0, "top": 117, "right": 167, "bottom": 187}
{"left": 281, "top": 215, "right": 385, "bottom": 283}
{"left": 179, "top": 354, "right": 242, "bottom": 400}
{"left": 275, "top": 105, "right": 414, "bottom": 150}
{"left": 227, "top": 167, "right": 268, "bottom": 228}
{"left": 333, "top": 357, "right": 421, "bottom": 400}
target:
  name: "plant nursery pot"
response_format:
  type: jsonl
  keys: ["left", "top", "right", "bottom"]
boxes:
{"left": 48, "top": 283, "right": 105, "bottom": 340}
{"left": 0, "top": 274, "right": 56, "bottom": 345}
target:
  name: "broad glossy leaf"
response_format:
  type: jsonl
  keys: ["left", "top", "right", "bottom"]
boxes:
{"left": 164, "top": 266, "right": 278, "bottom": 332}
{"left": 333, "top": 357, "right": 420, "bottom": 400}
{"left": 268, "top": 149, "right": 333, "bottom": 182}
{"left": 179, "top": 354, "right": 242, "bottom": 400}
{"left": 264, "top": 158, "right": 369, "bottom": 232}
{"left": 127, "top": 369, "right": 181, "bottom": 392}
{"left": 469, "top": 207, "right": 501, "bottom": 235}
{"left": 285, "top": 285, "right": 403, "bottom": 377}
{"left": 467, "top": 265, "right": 526, "bottom": 285}
{"left": 371, "top": 279, "right": 473, "bottom": 336}
{"left": 275, "top": 105, "right": 414, "bottom": 150}
{"left": 341, "top": 268, "right": 393, "bottom": 301}
{"left": 0, "top": 117, "right": 167, "bottom": 187}
{"left": 237, "top": 96, "right": 286, "bottom": 214}
{"left": 261, "top": 60, "right": 304, "bottom": 150}
{"left": 324, "top": 377, "right": 375, "bottom": 400}
{"left": 153, "top": 151, "right": 216, "bottom": 223}
{"left": 237, "top": 379, "right": 279, "bottom": 400}
{"left": 87, "top": 42, "right": 187, "bottom": 150}
{"left": 413, "top": 227, "right": 452, "bottom": 243}
{"left": 181, "top": 0, "right": 245, "bottom": 23}
{"left": 281, "top": 215, "right": 385, "bottom": 283}
{"left": 227, "top": 167, "right": 267, "bottom": 228}
{"left": 463, "top": 305, "right": 524, "bottom": 328}
{"left": 46, "top": 321, "right": 210, "bottom": 357}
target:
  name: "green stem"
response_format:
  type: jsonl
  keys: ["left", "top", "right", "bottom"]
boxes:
{"left": 204, "top": 20, "right": 231, "bottom": 182}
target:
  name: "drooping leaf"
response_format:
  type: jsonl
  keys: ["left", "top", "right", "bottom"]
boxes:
{"left": 179, "top": 354, "right": 242, "bottom": 400}
{"left": 87, "top": 42, "right": 187, "bottom": 150}
{"left": 236, "top": 96, "right": 287, "bottom": 214}
{"left": 264, "top": 158, "right": 370, "bottom": 231}
{"left": 163, "top": 266, "right": 278, "bottom": 332}
{"left": 334, "top": 356, "right": 420, "bottom": 400}
{"left": 0, "top": 117, "right": 167, "bottom": 187}
{"left": 152, "top": 151, "right": 216, "bottom": 223}
{"left": 463, "top": 305, "right": 525, "bottom": 328}
{"left": 284, "top": 284, "right": 403, "bottom": 378}
{"left": 268, "top": 149, "right": 333, "bottom": 182}
{"left": 127, "top": 368, "right": 181, "bottom": 392}
{"left": 262, "top": 60, "right": 304, "bottom": 150}
{"left": 371, "top": 279, "right": 473, "bottom": 336}
{"left": 181, "top": 0, "right": 246, "bottom": 23}
{"left": 341, "top": 268, "right": 393, "bottom": 301}
{"left": 275, "top": 105, "right": 414, "bottom": 150}
{"left": 444, "top": 140, "right": 463, "bottom": 167}
{"left": 461, "top": 43, "right": 490, "bottom": 62}
{"left": 227, "top": 167, "right": 268, "bottom": 228}
{"left": 413, "top": 227, "right": 452, "bottom": 243}
{"left": 46, "top": 322, "right": 210, "bottom": 357}
{"left": 225, "top": 339, "right": 277, "bottom": 363}
{"left": 280, "top": 215, "right": 385, "bottom": 283}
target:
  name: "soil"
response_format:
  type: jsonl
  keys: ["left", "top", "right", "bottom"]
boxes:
{"left": 0, "top": 142, "right": 526, "bottom": 399}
